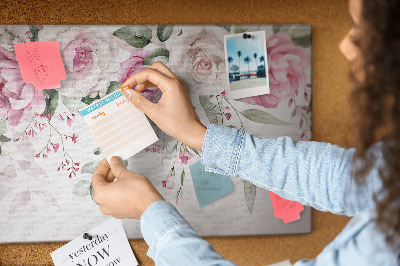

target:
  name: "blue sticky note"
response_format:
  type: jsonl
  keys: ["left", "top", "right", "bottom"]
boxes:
{"left": 189, "top": 160, "right": 233, "bottom": 208}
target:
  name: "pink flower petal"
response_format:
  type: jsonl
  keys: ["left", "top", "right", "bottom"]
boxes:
{"left": 7, "top": 104, "right": 31, "bottom": 127}
{"left": 53, "top": 143, "right": 60, "bottom": 152}
{"left": 8, "top": 83, "right": 34, "bottom": 110}
{"left": 31, "top": 90, "right": 46, "bottom": 113}
{"left": 118, "top": 50, "right": 150, "bottom": 84}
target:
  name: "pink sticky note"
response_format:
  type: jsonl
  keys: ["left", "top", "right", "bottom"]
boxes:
{"left": 14, "top": 41, "right": 66, "bottom": 90}
{"left": 269, "top": 191, "right": 304, "bottom": 224}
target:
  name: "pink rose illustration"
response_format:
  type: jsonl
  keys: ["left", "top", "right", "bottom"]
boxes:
{"left": 118, "top": 50, "right": 162, "bottom": 103}
{"left": 162, "top": 167, "right": 175, "bottom": 189}
{"left": 38, "top": 27, "right": 119, "bottom": 97}
{"left": 0, "top": 47, "right": 45, "bottom": 127}
{"left": 243, "top": 32, "right": 310, "bottom": 108}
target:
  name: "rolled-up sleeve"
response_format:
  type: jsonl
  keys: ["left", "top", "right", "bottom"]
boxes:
{"left": 140, "top": 200, "right": 236, "bottom": 265}
{"left": 201, "top": 123, "right": 382, "bottom": 216}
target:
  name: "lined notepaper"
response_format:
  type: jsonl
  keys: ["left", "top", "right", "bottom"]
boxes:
{"left": 80, "top": 91, "right": 158, "bottom": 162}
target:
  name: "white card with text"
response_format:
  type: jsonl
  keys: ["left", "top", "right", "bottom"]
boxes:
{"left": 51, "top": 218, "right": 138, "bottom": 266}
{"left": 79, "top": 90, "right": 158, "bottom": 162}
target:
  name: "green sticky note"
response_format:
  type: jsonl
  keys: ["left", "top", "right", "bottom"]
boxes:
{"left": 189, "top": 160, "right": 233, "bottom": 208}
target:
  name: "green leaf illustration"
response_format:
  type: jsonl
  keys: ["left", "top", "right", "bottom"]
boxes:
{"left": 72, "top": 180, "right": 91, "bottom": 197}
{"left": 81, "top": 160, "right": 102, "bottom": 174}
{"left": 292, "top": 35, "right": 311, "bottom": 48}
{"left": 107, "top": 81, "right": 121, "bottom": 95}
{"left": 234, "top": 26, "right": 248, "bottom": 34}
{"left": 244, "top": 180, "right": 256, "bottom": 214}
{"left": 94, "top": 147, "right": 102, "bottom": 155}
{"left": 172, "top": 143, "right": 178, "bottom": 151}
{"left": 0, "top": 172, "right": 3, "bottom": 176}
{"left": 0, "top": 135, "right": 12, "bottom": 142}
{"left": 90, "top": 183, "right": 98, "bottom": 205}
{"left": 307, "top": 97, "right": 312, "bottom": 114}
{"left": 216, "top": 25, "right": 231, "bottom": 32}
{"left": 272, "top": 25, "right": 311, "bottom": 47}
{"left": 113, "top": 26, "right": 152, "bottom": 48}
{"left": 142, "top": 48, "right": 170, "bottom": 65}
{"left": 178, "top": 29, "right": 183, "bottom": 36}
{"left": 81, "top": 94, "right": 100, "bottom": 105}
{"left": 157, "top": 25, "right": 174, "bottom": 42}
{"left": 199, "top": 95, "right": 219, "bottom": 123}
{"left": 240, "top": 109, "right": 291, "bottom": 125}
{"left": 180, "top": 170, "right": 185, "bottom": 186}
{"left": 44, "top": 89, "right": 59, "bottom": 116}
{"left": 29, "top": 25, "right": 39, "bottom": 42}
{"left": 0, "top": 119, "right": 7, "bottom": 135}
{"left": 60, "top": 95, "right": 87, "bottom": 112}
{"left": 273, "top": 25, "right": 291, "bottom": 34}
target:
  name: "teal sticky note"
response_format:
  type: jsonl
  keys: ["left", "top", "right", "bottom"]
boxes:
{"left": 189, "top": 160, "right": 233, "bottom": 208}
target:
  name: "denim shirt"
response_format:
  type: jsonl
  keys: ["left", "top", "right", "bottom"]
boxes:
{"left": 140, "top": 124, "right": 399, "bottom": 265}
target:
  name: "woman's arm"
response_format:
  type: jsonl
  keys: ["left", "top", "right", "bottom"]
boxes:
{"left": 141, "top": 201, "right": 236, "bottom": 266}
{"left": 92, "top": 158, "right": 236, "bottom": 266}
{"left": 119, "top": 61, "right": 382, "bottom": 217}
{"left": 202, "top": 123, "right": 383, "bottom": 216}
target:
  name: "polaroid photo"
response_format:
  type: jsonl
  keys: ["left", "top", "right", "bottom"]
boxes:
{"left": 224, "top": 31, "right": 270, "bottom": 99}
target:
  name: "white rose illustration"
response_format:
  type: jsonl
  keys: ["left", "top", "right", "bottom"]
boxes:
{"left": 166, "top": 26, "right": 227, "bottom": 95}
{"left": 39, "top": 26, "right": 119, "bottom": 97}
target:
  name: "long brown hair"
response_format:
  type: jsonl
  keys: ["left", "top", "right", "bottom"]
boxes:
{"left": 349, "top": 0, "right": 400, "bottom": 257}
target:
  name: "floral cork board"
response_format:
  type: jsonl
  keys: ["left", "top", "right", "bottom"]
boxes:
{"left": 0, "top": 25, "right": 312, "bottom": 242}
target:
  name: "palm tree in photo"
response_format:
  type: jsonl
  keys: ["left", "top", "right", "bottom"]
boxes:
{"left": 244, "top": 56, "right": 251, "bottom": 78}
{"left": 259, "top": 55, "right": 265, "bottom": 66}
{"left": 259, "top": 55, "right": 266, "bottom": 77}
{"left": 253, "top": 53, "right": 258, "bottom": 73}
{"left": 228, "top": 56, "right": 233, "bottom": 73}
{"left": 237, "top": 51, "right": 242, "bottom": 76}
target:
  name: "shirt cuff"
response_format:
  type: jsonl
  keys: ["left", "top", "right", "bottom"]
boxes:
{"left": 140, "top": 200, "right": 193, "bottom": 260}
{"left": 201, "top": 123, "right": 245, "bottom": 176}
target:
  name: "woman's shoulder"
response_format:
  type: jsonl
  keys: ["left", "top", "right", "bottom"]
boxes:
{"left": 323, "top": 209, "right": 399, "bottom": 265}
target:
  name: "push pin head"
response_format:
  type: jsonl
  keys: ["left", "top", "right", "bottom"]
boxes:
{"left": 83, "top": 233, "right": 93, "bottom": 240}
{"left": 242, "top": 33, "right": 252, "bottom": 39}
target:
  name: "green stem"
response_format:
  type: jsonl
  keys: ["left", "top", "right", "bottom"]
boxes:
{"left": 224, "top": 98, "right": 244, "bottom": 130}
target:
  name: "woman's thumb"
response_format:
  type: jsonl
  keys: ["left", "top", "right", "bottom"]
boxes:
{"left": 109, "top": 156, "right": 128, "bottom": 178}
{"left": 122, "top": 88, "right": 154, "bottom": 114}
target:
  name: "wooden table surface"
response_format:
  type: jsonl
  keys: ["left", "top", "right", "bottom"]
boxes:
{"left": 0, "top": 0, "right": 352, "bottom": 265}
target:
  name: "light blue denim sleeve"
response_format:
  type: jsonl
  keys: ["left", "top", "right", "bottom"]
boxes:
{"left": 202, "top": 123, "right": 382, "bottom": 216}
{"left": 140, "top": 200, "right": 236, "bottom": 266}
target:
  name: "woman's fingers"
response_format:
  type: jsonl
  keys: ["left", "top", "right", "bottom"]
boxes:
{"left": 146, "top": 61, "right": 177, "bottom": 79}
{"left": 121, "top": 68, "right": 174, "bottom": 93}
{"left": 120, "top": 61, "right": 179, "bottom": 93}
{"left": 134, "top": 81, "right": 156, "bottom": 92}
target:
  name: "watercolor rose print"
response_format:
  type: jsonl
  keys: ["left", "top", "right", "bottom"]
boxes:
{"left": 0, "top": 25, "right": 311, "bottom": 216}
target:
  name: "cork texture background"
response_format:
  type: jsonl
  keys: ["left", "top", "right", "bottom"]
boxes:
{"left": 0, "top": 0, "right": 353, "bottom": 265}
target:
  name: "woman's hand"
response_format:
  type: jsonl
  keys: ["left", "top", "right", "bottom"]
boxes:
{"left": 120, "top": 61, "right": 207, "bottom": 152}
{"left": 91, "top": 157, "right": 164, "bottom": 219}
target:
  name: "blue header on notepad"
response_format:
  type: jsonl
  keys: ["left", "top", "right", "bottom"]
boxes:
{"left": 79, "top": 91, "right": 123, "bottom": 117}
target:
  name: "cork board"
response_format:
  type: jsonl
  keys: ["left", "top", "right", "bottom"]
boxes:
{"left": 0, "top": 0, "right": 352, "bottom": 265}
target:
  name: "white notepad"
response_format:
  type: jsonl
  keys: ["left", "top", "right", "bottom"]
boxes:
{"left": 51, "top": 218, "right": 138, "bottom": 266}
{"left": 79, "top": 90, "right": 158, "bottom": 162}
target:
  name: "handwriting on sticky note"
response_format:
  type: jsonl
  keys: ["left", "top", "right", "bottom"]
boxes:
{"left": 80, "top": 91, "right": 158, "bottom": 162}
{"left": 269, "top": 191, "right": 304, "bottom": 223}
{"left": 14, "top": 41, "right": 66, "bottom": 90}
{"left": 189, "top": 160, "right": 233, "bottom": 208}
{"left": 51, "top": 218, "right": 138, "bottom": 266}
